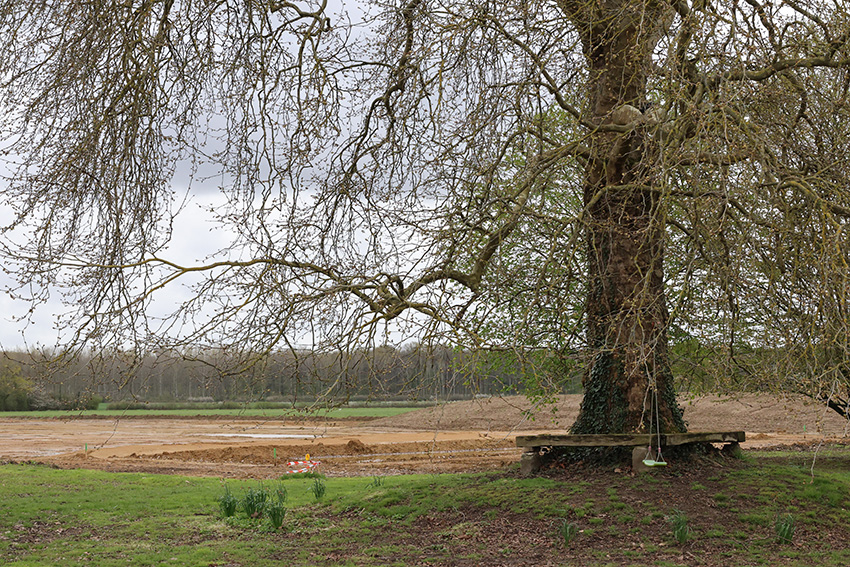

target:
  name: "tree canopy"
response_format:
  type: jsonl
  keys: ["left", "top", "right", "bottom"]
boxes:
{"left": 1, "top": 1, "right": 849, "bottom": 428}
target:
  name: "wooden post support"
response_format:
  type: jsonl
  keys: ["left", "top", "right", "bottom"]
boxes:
{"left": 632, "top": 446, "right": 649, "bottom": 473}
{"left": 721, "top": 441, "right": 742, "bottom": 458}
{"left": 520, "top": 448, "right": 543, "bottom": 475}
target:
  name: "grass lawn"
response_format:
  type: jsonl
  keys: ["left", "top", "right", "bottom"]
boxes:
{"left": 1, "top": 447, "right": 850, "bottom": 566}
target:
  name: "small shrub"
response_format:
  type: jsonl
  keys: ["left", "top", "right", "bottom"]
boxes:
{"left": 217, "top": 487, "right": 238, "bottom": 518}
{"left": 667, "top": 509, "right": 690, "bottom": 544}
{"left": 83, "top": 394, "right": 104, "bottom": 410}
{"left": 310, "top": 477, "right": 327, "bottom": 500}
{"left": 559, "top": 520, "right": 579, "bottom": 546}
{"left": 0, "top": 363, "right": 32, "bottom": 411}
{"left": 775, "top": 513, "right": 795, "bottom": 544}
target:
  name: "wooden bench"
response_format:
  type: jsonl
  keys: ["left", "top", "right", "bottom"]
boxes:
{"left": 515, "top": 431, "right": 746, "bottom": 474}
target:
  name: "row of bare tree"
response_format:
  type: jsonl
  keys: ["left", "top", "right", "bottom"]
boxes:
{"left": 4, "top": 345, "right": 579, "bottom": 406}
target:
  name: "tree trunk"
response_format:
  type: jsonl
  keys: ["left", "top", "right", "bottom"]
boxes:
{"left": 560, "top": 0, "right": 687, "bottom": 434}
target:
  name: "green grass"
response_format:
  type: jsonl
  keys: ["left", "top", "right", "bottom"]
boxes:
{"left": 3, "top": 450, "right": 850, "bottom": 566}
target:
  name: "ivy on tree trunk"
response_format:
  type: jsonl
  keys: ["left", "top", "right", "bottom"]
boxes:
{"left": 563, "top": 0, "right": 686, "bottom": 434}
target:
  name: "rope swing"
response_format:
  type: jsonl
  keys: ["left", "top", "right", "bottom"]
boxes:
{"left": 643, "top": 381, "right": 667, "bottom": 468}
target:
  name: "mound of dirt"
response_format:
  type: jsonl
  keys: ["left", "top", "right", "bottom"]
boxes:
{"left": 372, "top": 396, "right": 581, "bottom": 432}
{"left": 345, "top": 439, "right": 370, "bottom": 453}
{"left": 146, "top": 437, "right": 514, "bottom": 466}
{"left": 373, "top": 393, "right": 850, "bottom": 435}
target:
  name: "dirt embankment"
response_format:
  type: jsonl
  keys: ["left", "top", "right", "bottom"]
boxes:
{"left": 372, "top": 393, "right": 850, "bottom": 437}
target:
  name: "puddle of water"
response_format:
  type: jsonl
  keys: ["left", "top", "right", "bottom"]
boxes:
{"left": 200, "top": 433, "right": 316, "bottom": 439}
{"left": 1, "top": 449, "right": 62, "bottom": 457}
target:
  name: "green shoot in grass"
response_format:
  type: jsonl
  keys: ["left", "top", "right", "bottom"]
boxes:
{"left": 559, "top": 520, "right": 579, "bottom": 546}
{"left": 775, "top": 513, "right": 795, "bottom": 544}
{"left": 310, "top": 477, "right": 327, "bottom": 500}
{"left": 366, "top": 476, "right": 385, "bottom": 489}
{"left": 667, "top": 509, "right": 690, "bottom": 544}
{"left": 274, "top": 481, "right": 288, "bottom": 504}
{"left": 242, "top": 486, "right": 268, "bottom": 518}
{"left": 217, "top": 486, "right": 238, "bottom": 517}
{"left": 219, "top": 481, "right": 288, "bottom": 528}
{"left": 265, "top": 501, "right": 287, "bottom": 530}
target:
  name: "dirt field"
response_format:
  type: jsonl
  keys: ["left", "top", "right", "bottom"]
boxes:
{"left": 3, "top": 393, "right": 848, "bottom": 478}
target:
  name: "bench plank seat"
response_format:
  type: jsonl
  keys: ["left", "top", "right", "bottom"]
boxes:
{"left": 516, "top": 431, "right": 745, "bottom": 448}
{"left": 516, "top": 431, "right": 745, "bottom": 474}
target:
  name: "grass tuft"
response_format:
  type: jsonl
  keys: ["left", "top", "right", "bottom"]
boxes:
{"left": 242, "top": 486, "right": 268, "bottom": 518}
{"left": 559, "top": 520, "right": 579, "bottom": 546}
{"left": 266, "top": 501, "right": 287, "bottom": 530}
{"left": 667, "top": 509, "right": 690, "bottom": 545}
{"left": 775, "top": 513, "right": 795, "bottom": 544}
{"left": 310, "top": 477, "right": 327, "bottom": 501}
{"left": 273, "top": 480, "right": 288, "bottom": 504}
{"left": 217, "top": 486, "right": 238, "bottom": 518}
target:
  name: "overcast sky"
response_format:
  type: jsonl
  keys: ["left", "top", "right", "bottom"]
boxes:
{"left": 0, "top": 190, "right": 232, "bottom": 350}
{"left": 0, "top": 1, "right": 372, "bottom": 351}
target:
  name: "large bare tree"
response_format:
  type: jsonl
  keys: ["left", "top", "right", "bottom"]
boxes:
{"left": 1, "top": 1, "right": 849, "bottom": 432}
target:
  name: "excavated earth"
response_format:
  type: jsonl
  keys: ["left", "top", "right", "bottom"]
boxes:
{"left": 2, "top": 393, "right": 848, "bottom": 478}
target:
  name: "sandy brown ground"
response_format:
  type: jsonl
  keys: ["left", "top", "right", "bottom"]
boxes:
{"left": 2, "top": 393, "right": 848, "bottom": 477}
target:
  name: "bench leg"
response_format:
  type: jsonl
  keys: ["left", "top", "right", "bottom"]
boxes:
{"left": 632, "top": 446, "right": 651, "bottom": 473}
{"left": 520, "top": 448, "right": 543, "bottom": 475}
{"left": 721, "top": 441, "right": 742, "bottom": 459}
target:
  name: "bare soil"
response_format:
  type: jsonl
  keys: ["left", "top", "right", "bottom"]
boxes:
{"left": 2, "top": 393, "right": 847, "bottom": 478}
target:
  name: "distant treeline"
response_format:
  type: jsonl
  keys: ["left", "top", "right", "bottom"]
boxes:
{"left": 0, "top": 345, "right": 582, "bottom": 410}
